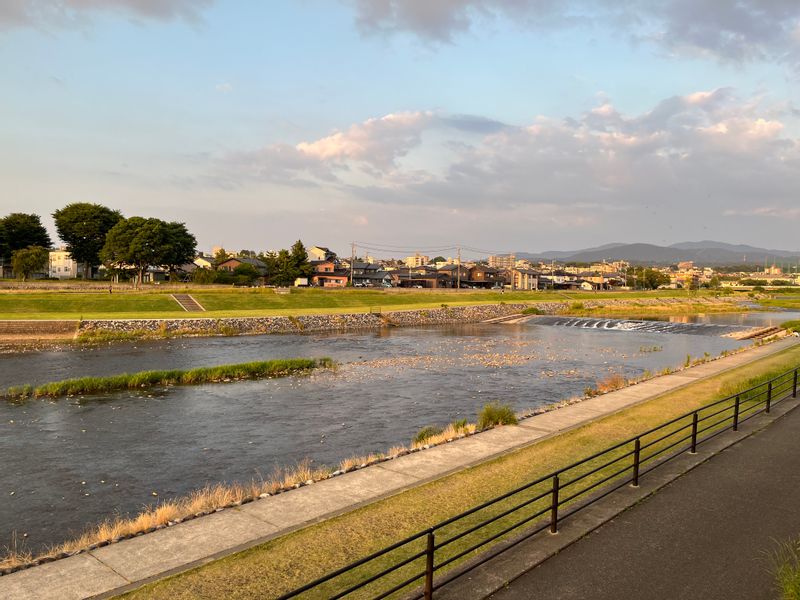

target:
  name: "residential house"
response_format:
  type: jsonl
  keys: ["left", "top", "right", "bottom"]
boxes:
{"left": 467, "top": 265, "right": 503, "bottom": 288}
{"left": 308, "top": 246, "right": 337, "bottom": 262}
{"left": 217, "top": 256, "right": 268, "bottom": 275}
{"left": 311, "top": 260, "right": 349, "bottom": 287}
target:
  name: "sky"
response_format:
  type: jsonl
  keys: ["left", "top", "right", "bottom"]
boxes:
{"left": 2, "top": 0, "right": 800, "bottom": 258}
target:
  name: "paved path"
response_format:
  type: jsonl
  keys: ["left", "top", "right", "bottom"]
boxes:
{"left": 1, "top": 337, "right": 797, "bottom": 600}
{"left": 490, "top": 393, "right": 800, "bottom": 600}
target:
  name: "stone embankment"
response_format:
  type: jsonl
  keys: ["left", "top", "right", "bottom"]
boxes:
{"left": 77, "top": 303, "right": 532, "bottom": 336}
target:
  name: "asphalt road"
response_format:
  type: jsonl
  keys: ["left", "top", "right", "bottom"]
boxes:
{"left": 491, "top": 404, "right": 800, "bottom": 600}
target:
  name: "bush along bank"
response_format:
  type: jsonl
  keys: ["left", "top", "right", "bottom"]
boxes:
{"left": 3, "top": 358, "right": 334, "bottom": 400}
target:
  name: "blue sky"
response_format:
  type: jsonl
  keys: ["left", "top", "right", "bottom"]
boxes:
{"left": 2, "top": 1, "right": 800, "bottom": 257}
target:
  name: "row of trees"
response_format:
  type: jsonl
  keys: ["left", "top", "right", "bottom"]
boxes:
{"left": 1, "top": 204, "right": 196, "bottom": 284}
{"left": 196, "top": 241, "right": 312, "bottom": 286}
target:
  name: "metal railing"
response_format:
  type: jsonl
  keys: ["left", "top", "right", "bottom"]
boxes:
{"left": 277, "top": 366, "right": 799, "bottom": 600}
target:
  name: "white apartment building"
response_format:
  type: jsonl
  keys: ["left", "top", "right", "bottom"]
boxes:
{"left": 49, "top": 248, "right": 80, "bottom": 279}
{"left": 404, "top": 253, "right": 430, "bottom": 268}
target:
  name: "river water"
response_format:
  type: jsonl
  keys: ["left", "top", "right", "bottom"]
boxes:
{"left": 0, "top": 310, "right": 796, "bottom": 553}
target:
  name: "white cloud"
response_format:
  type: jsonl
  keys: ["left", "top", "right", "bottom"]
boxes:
{"left": 218, "top": 90, "right": 800, "bottom": 235}
{"left": 215, "top": 82, "right": 233, "bottom": 93}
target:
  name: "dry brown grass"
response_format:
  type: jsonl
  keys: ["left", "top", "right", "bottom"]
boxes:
{"left": 411, "top": 422, "right": 477, "bottom": 449}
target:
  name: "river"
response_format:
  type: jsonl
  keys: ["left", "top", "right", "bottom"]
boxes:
{"left": 0, "top": 310, "right": 796, "bottom": 553}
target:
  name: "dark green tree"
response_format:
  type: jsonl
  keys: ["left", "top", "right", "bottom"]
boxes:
{"left": 100, "top": 217, "right": 194, "bottom": 286}
{"left": 233, "top": 263, "right": 261, "bottom": 285}
{"left": 52, "top": 203, "right": 123, "bottom": 279}
{"left": 0, "top": 213, "right": 52, "bottom": 262}
{"left": 271, "top": 249, "right": 296, "bottom": 286}
{"left": 11, "top": 245, "right": 49, "bottom": 281}
{"left": 159, "top": 221, "right": 197, "bottom": 275}
{"left": 289, "top": 240, "right": 313, "bottom": 278}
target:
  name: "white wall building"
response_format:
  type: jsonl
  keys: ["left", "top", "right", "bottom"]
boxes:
{"left": 49, "top": 248, "right": 80, "bottom": 279}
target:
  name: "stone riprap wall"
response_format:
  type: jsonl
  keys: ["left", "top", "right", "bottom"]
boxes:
{"left": 77, "top": 303, "right": 529, "bottom": 336}
{"left": 75, "top": 296, "right": 745, "bottom": 338}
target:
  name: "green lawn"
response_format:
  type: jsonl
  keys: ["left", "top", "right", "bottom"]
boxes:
{"left": 118, "top": 344, "right": 800, "bottom": 600}
{"left": 0, "top": 288, "right": 732, "bottom": 320}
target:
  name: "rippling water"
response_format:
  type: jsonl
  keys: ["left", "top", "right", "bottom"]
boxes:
{"left": 0, "top": 311, "right": 795, "bottom": 552}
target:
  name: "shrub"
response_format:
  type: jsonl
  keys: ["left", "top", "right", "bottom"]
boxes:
{"left": 770, "top": 537, "right": 800, "bottom": 600}
{"left": 413, "top": 426, "right": 443, "bottom": 445}
{"left": 477, "top": 402, "right": 518, "bottom": 429}
{"left": 522, "top": 306, "right": 543, "bottom": 315}
{"left": 570, "top": 302, "right": 585, "bottom": 311}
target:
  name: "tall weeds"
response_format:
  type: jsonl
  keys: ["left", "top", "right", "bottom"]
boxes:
{"left": 4, "top": 358, "right": 334, "bottom": 400}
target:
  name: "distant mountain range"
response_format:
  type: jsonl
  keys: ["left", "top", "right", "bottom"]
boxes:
{"left": 516, "top": 241, "right": 800, "bottom": 266}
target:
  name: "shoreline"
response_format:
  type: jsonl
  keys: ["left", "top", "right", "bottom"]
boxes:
{"left": 0, "top": 297, "right": 751, "bottom": 353}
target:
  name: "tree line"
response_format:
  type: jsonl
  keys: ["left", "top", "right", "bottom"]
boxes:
{"left": 0, "top": 203, "right": 196, "bottom": 284}
{"left": 196, "top": 241, "right": 313, "bottom": 286}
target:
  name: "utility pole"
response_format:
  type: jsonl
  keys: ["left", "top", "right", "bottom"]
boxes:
{"left": 457, "top": 246, "right": 461, "bottom": 290}
{"left": 350, "top": 242, "right": 355, "bottom": 286}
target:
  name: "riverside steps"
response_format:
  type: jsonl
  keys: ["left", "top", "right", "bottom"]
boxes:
{"left": 2, "top": 337, "right": 798, "bottom": 600}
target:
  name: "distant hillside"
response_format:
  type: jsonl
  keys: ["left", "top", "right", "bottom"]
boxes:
{"left": 516, "top": 241, "right": 800, "bottom": 266}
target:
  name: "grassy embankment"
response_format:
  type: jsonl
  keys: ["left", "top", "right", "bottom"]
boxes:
{"left": 0, "top": 287, "right": 742, "bottom": 321}
{"left": 115, "top": 343, "right": 800, "bottom": 600}
{"left": 2, "top": 359, "right": 333, "bottom": 400}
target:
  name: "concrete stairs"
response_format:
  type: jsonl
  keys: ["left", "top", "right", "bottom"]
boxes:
{"left": 171, "top": 294, "right": 205, "bottom": 312}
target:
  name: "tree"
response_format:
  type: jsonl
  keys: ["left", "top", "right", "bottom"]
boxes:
{"left": 271, "top": 249, "right": 297, "bottom": 286}
{"left": 0, "top": 213, "right": 51, "bottom": 262}
{"left": 233, "top": 263, "right": 261, "bottom": 285}
{"left": 11, "top": 246, "right": 48, "bottom": 281}
{"left": 52, "top": 203, "right": 122, "bottom": 279}
{"left": 641, "top": 268, "right": 671, "bottom": 290}
{"left": 100, "top": 217, "right": 195, "bottom": 286}
{"left": 159, "top": 222, "right": 196, "bottom": 275}
{"left": 708, "top": 275, "right": 721, "bottom": 289}
{"left": 213, "top": 248, "right": 231, "bottom": 266}
{"left": 289, "top": 240, "right": 313, "bottom": 278}
{"left": 432, "top": 256, "right": 446, "bottom": 263}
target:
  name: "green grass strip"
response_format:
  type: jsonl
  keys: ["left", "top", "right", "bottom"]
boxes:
{"left": 3, "top": 358, "right": 334, "bottom": 400}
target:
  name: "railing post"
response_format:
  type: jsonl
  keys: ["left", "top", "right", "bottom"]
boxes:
{"left": 424, "top": 531, "right": 435, "bottom": 600}
{"left": 550, "top": 475, "right": 560, "bottom": 534}
{"left": 690, "top": 412, "right": 698, "bottom": 454}
{"left": 793, "top": 369, "right": 797, "bottom": 399}
{"left": 767, "top": 382, "right": 772, "bottom": 414}
{"left": 733, "top": 395, "right": 740, "bottom": 431}
{"left": 631, "top": 438, "right": 640, "bottom": 487}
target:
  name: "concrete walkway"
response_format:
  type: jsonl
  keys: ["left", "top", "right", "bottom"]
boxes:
{"left": 488, "top": 389, "right": 800, "bottom": 600}
{"left": 1, "top": 337, "right": 797, "bottom": 600}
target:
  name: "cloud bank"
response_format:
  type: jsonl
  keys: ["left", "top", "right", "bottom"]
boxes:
{"left": 222, "top": 89, "right": 800, "bottom": 227}
{"left": 351, "top": 0, "right": 800, "bottom": 66}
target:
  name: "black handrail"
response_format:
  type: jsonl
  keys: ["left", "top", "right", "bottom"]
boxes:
{"left": 276, "top": 364, "right": 799, "bottom": 600}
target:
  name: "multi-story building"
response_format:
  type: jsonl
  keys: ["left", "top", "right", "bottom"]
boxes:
{"left": 404, "top": 253, "right": 430, "bottom": 268}
{"left": 49, "top": 248, "right": 80, "bottom": 279}
{"left": 488, "top": 254, "right": 515, "bottom": 269}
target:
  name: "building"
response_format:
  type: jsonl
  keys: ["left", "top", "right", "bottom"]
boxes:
{"left": 308, "top": 246, "right": 337, "bottom": 262}
{"left": 511, "top": 268, "right": 539, "bottom": 290}
{"left": 217, "top": 256, "right": 268, "bottom": 275}
{"left": 193, "top": 255, "right": 214, "bottom": 270}
{"left": 310, "top": 260, "right": 349, "bottom": 287}
{"left": 49, "top": 248, "right": 80, "bottom": 279}
{"left": 488, "top": 254, "right": 515, "bottom": 269}
{"left": 404, "top": 253, "right": 430, "bottom": 268}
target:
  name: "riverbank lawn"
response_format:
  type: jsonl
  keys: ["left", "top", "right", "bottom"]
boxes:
{"left": 0, "top": 287, "right": 739, "bottom": 320}
{"left": 120, "top": 343, "right": 800, "bottom": 600}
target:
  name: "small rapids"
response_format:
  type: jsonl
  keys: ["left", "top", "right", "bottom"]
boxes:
{"left": 532, "top": 316, "right": 747, "bottom": 337}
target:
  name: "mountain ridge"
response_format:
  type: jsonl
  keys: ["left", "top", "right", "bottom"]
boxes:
{"left": 515, "top": 241, "right": 800, "bottom": 266}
